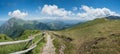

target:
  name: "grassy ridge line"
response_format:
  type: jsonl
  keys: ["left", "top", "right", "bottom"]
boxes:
{"left": 53, "top": 18, "right": 120, "bottom": 54}
{"left": 64, "top": 18, "right": 108, "bottom": 31}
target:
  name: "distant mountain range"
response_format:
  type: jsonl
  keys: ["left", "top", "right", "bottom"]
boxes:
{"left": 0, "top": 18, "right": 76, "bottom": 38}
{"left": 0, "top": 16, "right": 119, "bottom": 38}
{"left": 106, "top": 16, "right": 120, "bottom": 20}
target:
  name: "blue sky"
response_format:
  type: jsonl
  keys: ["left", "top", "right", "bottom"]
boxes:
{"left": 0, "top": 0, "right": 120, "bottom": 21}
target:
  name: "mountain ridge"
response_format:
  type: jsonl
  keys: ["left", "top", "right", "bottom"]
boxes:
{"left": 0, "top": 18, "right": 75, "bottom": 38}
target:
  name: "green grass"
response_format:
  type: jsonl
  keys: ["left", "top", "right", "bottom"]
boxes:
{"left": 0, "top": 30, "right": 45, "bottom": 54}
{"left": 30, "top": 38, "right": 46, "bottom": 54}
{"left": 17, "top": 30, "right": 41, "bottom": 40}
{"left": 0, "top": 34, "right": 27, "bottom": 54}
{"left": 51, "top": 18, "right": 120, "bottom": 54}
{"left": 50, "top": 31, "right": 75, "bottom": 54}
{"left": 18, "top": 30, "right": 46, "bottom": 54}
{"left": 0, "top": 34, "right": 13, "bottom": 42}
{"left": 0, "top": 42, "right": 27, "bottom": 54}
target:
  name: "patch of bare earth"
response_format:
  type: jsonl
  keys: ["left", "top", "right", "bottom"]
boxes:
{"left": 59, "top": 44, "right": 65, "bottom": 54}
{"left": 42, "top": 33, "right": 55, "bottom": 54}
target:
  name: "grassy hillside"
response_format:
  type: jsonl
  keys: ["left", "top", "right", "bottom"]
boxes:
{"left": 0, "top": 34, "right": 13, "bottom": 42}
{"left": 51, "top": 18, "right": 120, "bottom": 54}
{"left": 0, "top": 34, "right": 27, "bottom": 54}
{"left": 0, "top": 30, "right": 45, "bottom": 54}
{"left": 17, "top": 30, "right": 46, "bottom": 54}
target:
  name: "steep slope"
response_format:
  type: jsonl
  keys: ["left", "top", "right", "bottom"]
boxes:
{"left": 0, "top": 18, "right": 49, "bottom": 38}
{"left": 35, "top": 22, "right": 50, "bottom": 30}
{"left": 47, "top": 21, "right": 72, "bottom": 30}
{"left": 51, "top": 18, "right": 120, "bottom": 54}
{"left": 0, "top": 18, "right": 26, "bottom": 38}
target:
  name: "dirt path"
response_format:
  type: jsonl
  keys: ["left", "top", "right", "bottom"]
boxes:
{"left": 59, "top": 44, "right": 65, "bottom": 54}
{"left": 42, "top": 33, "right": 55, "bottom": 54}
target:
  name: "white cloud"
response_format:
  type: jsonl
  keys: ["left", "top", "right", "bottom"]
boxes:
{"left": 73, "top": 7, "right": 78, "bottom": 11}
{"left": 35, "top": 5, "right": 120, "bottom": 21}
{"left": 41, "top": 4, "right": 72, "bottom": 17}
{"left": 8, "top": 9, "right": 28, "bottom": 18}
{"left": 76, "top": 5, "right": 120, "bottom": 20}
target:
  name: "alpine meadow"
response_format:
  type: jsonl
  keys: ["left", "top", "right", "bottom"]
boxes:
{"left": 0, "top": 0, "right": 120, "bottom": 54}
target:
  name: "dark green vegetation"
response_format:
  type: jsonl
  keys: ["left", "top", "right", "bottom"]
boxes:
{"left": 0, "top": 34, "right": 13, "bottom": 42}
{"left": 0, "top": 30, "right": 45, "bottom": 54}
{"left": 0, "top": 18, "right": 74, "bottom": 38}
{"left": 51, "top": 17, "right": 120, "bottom": 54}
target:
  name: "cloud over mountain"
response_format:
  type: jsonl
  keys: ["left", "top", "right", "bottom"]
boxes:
{"left": 8, "top": 10, "right": 28, "bottom": 18}
{"left": 40, "top": 5, "right": 120, "bottom": 21}
{"left": 76, "top": 5, "right": 120, "bottom": 20}
{"left": 41, "top": 4, "right": 72, "bottom": 17}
